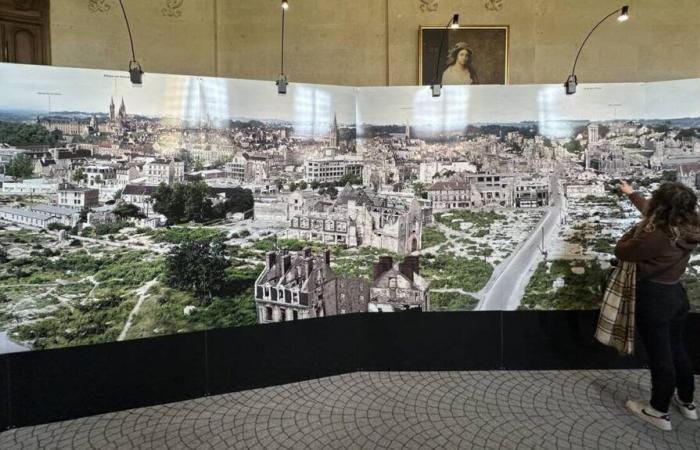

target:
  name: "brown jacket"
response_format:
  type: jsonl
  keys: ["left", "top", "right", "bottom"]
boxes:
{"left": 614, "top": 192, "right": 698, "bottom": 284}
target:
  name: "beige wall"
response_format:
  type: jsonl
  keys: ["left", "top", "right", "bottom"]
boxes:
{"left": 50, "top": 0, "right": 700, "bottom": 86}
{"left": 50, "top": 0, "right": 217, "bottom": 77}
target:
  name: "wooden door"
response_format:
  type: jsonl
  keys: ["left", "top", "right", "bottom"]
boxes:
{"left": 2, "top": 20, "right": 42, "bottom": 64}
{"left": 0, "top": 0, "right": 49, "bottom": 65}
{"left": 0, "top": 23, "right": 6, "bottom": 62}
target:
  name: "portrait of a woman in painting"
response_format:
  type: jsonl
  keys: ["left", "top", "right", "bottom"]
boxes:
{"left": 420, "top": 26, "right": 508, "bottom": 85}
{"left": 441, "top": 42, "right": 478, "bottom": 85}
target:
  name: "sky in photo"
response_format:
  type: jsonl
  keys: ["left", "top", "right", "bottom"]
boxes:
{"left": 1, "top": 63, "right": 699, "bottom": 137}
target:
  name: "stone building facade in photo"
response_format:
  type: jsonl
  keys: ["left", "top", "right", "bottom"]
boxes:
{"left": 286, "top": 186, "right": 423, "bottom": 255}
{"left": 369, "top": 255, "right": 429, "bottom": 312}
{"left": 254, "top": 247, "right": 370, "bottom": 324}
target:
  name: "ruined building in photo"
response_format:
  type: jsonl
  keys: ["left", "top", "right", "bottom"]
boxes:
{"left": 428, "top": 173, "right": 551, "bottom": 211}
{"left": 286, "top": 185, "right": 423, "bottom": 255}
{"left": 370, "top": 256, "right": 429, "bottom": 312}
{"left": 254, "top": 247, "right": 370, "bottom": 324}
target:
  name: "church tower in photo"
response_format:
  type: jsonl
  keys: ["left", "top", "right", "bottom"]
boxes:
{"left": 109, "top": 97, "right": 116, "bottom": 122}
{"left": 118, "top": 98, "right": 127, "bottom": 121}
{"left": 329, "top": 113, "right": 339, "bottom": 148}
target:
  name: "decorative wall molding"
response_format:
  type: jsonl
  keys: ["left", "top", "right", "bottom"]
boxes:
{"left": 87, "top": 0, "right": 112, "bottom": 13}
{"left": 484, "top": 0, "right": 503, "bottom": 12}
{"left": 419, "top": 0, "right": 438, "bottom": 13}
{"left": 162, "top": 0, "right": 184, "bottom": 18}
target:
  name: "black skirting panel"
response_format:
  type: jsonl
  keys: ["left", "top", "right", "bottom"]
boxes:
{"left": 502, "top": 310, "right": 647, "bottom": 370}
{"left": 0, "top": 356, "right": 8, "bottom": 431}
{"left": 207, "top": 314, "right": 364, "bottom": 395}
{"left": 6, "top": 331, "right": 207, "bottom": 428}
{"left": 361, "top": 311, "right": 502, "bottom": 371}
{"left": 1, "top": 311, "right": 698, "bottom": 429}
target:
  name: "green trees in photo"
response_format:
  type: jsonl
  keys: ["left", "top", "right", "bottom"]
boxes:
{"left": 339, "top": 172, "right": 362, "bottom": 186}
{"left": 5, "top": 154, "right": 34, "bottom": 178}
{"left": 214, "top": 185, "right": 254, "bottom": 218}
{"left": 153, "top": 181, "right": 253, "bottom": 224}
{"left": 113, "top": 202, "right": 146, "bottom": 220}
{"left": 166, "top": 238, "right": 228, "bottom": 304}
{"left": 564, "top": 138, "right": 583, "bottom": 155}
{"left": 183, "top": 181, "right": 213, "bottom": 223}
{"left": 319, "top": 185, "right": 338, "bottom": 199}
{"left": 72, "top": 167, "right": 87, "bottom": 183}
{"left": 412, "top": 182, "right": 428, "bottom": 199}
{"left": 0, "top": 121, "right": 62, "bottom": 146}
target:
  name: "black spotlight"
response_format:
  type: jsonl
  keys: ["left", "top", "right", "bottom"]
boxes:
{"left": 276, "top": 75, "right": 288, "bottom": 94}
{"left": 129, "top": 61, "right": 143, "bottom": 86}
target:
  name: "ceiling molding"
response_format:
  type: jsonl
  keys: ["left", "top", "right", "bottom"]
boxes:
{"left": 485, "top": 0, "right": 504, "bottom": 12}
{"left": 419, "top": 0, "right": 438, "bottom": 13}
{"left": 88, "top": 0, "right": 112, "bottom": 14}
{"left": 162, "top": 0, "right": 184, "bottom": 18}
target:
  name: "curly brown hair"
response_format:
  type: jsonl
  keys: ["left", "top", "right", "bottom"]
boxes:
{"left": 637, "top": 181, "right": 700, "bottom": 243}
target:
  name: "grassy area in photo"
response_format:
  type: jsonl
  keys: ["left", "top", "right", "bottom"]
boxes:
{"left": 421, "top": 226, "right": 448, "bottom": 248}
{"left": 148, "top": 227, "right": 226, "bottom": 244}
{"left": 12, "top": 294, "right": 138, "bottom": 349}
{"left": 429, "top": 291, "right": 480, "bottom": 311}
{"left": 125, "top": 283, "right": 258, "bottom": 339}
{"left": 332, "top": 246, "right": 399, "bottom": 279}
{"left": 420, "top": 252, "right": 493, "bottom": 291}
{"left": 435, "top": 209, "right": 507, "bottom": 232}
{"left": 0, "top": 239, "right": 168, "bottom": 349}
{"left": 519, "top": 259, "right": 605, "bottom": 310}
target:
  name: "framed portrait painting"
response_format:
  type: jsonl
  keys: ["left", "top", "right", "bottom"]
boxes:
{"left": 419, "top": 26, "right": 509, "bottom": 86}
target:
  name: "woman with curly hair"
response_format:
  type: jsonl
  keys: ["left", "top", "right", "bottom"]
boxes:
{"left": 441, "top": 42, "right": 478, "bottom": 85}
{"left": 616, "top": 180, "right": 700, "bottom": 430}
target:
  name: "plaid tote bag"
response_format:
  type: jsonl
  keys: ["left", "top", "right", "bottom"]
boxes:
{"left": 595, "top": 261, "right": 636, "bottom": 355}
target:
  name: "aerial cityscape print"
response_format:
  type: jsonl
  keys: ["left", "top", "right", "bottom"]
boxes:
{"left": 1, "top": 63, "right": 699, "bottom": 354}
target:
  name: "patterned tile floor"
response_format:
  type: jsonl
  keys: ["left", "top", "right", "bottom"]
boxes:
{"left": 1, "top": 370, "right": 700, "bottom": 449}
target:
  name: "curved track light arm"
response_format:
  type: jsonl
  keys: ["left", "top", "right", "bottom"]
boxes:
{"left": 117, "top": 0, "right": 137, "bottom": 63}
{"left": 569, "top": 8, "right": 622, "bottom": 78}
{"left": 281, "top": 6, "right": 286, "bottom": 75}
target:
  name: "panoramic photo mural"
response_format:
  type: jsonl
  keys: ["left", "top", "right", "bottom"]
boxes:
{"left": 1, "top": 63, "right": 699, "bottom": 353}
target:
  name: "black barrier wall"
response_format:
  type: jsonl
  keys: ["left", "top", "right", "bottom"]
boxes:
{"left": 1, "top": 310, "right": 699, "bottom": 430}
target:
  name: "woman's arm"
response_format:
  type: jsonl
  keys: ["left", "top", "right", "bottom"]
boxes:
{"left": 619, "top": 180, "right": 648, "bottom": 214}
{"left": 627, "top": 192, "right": 648, "bottom": 214}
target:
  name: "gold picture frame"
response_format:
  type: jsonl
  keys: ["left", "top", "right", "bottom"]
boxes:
{"left": 419, "top": 25, "right": 510, "bottom": 86}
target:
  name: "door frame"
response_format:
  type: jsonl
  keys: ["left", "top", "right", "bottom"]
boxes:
{"left": 0, "top": 0, "right": 50, "bottom": 65}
